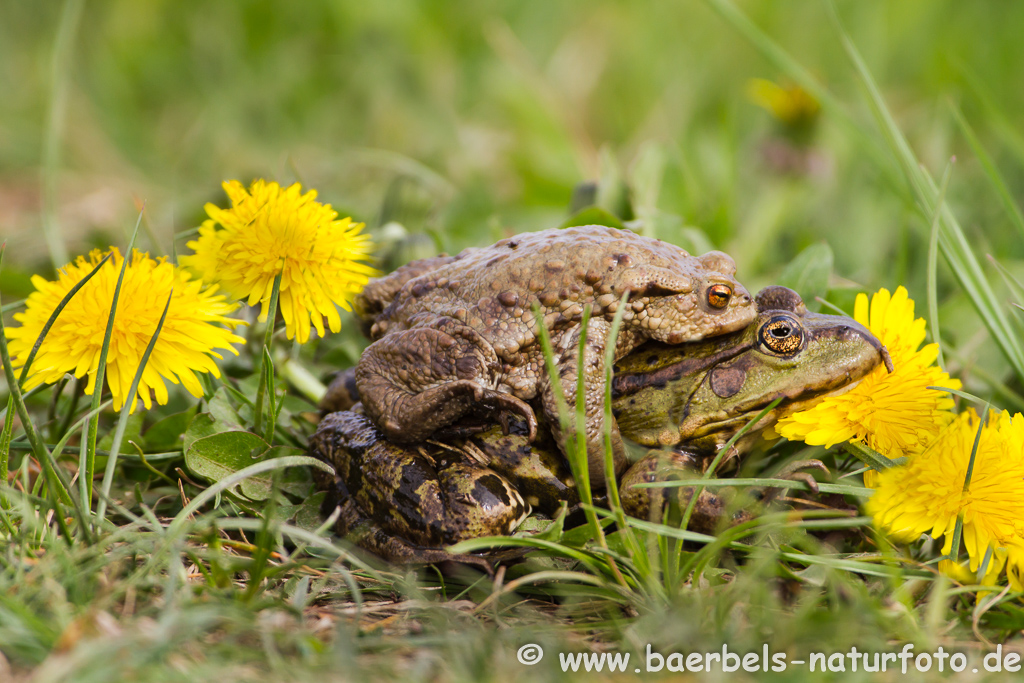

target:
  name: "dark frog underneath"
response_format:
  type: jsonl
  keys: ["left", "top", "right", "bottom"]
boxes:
{"left": 311, "top": 286, "right": 887, "bottom": 563}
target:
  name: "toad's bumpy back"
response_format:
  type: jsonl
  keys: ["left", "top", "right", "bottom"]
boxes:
{"left": 349, "top": 225, "right": 756, "bottom": 489}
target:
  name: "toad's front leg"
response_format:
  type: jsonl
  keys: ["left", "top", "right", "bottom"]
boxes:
{"left": 355, "top": 318, "right": 537, "bottom": 442}
{"left": 539, "top": 318, "right": 630, "bottom": 489}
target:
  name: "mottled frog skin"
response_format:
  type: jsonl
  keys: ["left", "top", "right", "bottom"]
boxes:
{"left": 313, "top": 286, "right": 887, "bottom": 563}
{"left": 354, "top": 225, "right": 755, "bottom": 487}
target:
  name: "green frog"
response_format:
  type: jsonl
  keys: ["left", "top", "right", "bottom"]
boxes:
{"left": 312, "top": 286, "right": 887, "bottom": 563}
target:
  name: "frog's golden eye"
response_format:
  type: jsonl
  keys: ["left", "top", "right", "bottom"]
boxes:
{"left": 707, "top": 283, "right": 732, "bottom": 309}
{"left": 759, "top": 315, "right": 803, "bottom": 355}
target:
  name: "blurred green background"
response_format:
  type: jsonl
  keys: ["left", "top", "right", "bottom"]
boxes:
{"left": 2, "top": 0, "right": 1023, "bottom": 388}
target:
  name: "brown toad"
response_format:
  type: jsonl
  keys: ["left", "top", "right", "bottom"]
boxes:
{"left": 353, "top": 225, "right": 755, "bottom": 486}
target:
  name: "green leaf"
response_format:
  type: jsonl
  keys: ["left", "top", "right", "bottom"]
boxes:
{"left": 207, "top": 387, "right": 244, "bottom": 429}
{"left": 673, "top": 227, "right": 717, "bottom": 257}
{"left": 183, "top": 413, "right": 221, "bottom": 455}
{"left": 777, "top": 243, "right": 833, "bottom": 311}
{"left": 169, "top": 456, "right": 335, "bottom": 534}
{"left": 278, "top": 490, "right": 328, "bottom": 532}
{"left": 264, "top": 445, "right": 311, "bottom": 497}
{"left": 596, "top": 146, "right": 633, "bottom": 221}
{"left": 629, "top": 142, "right": 666, "bottom": 219}
{"left": 182, "top": 399, "right": 250, "bottom": 456}
{"left": 559, "top": 206, "right": 626, "bottom": 230}
{"left": 97, "top": 411, "right": 144, "bottom": 455}
{"left": 184, "top": 431, "right": 274, "bottom": 501}
{"left": 529, "top": 503, "right": 569, "bottom": 543}
{"left": 143, "top": 406, "right": 198, "bottom": 451}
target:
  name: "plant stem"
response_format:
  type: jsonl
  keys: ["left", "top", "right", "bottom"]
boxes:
{"left": 254, "top": 272, "right": 282, "bottom": 439}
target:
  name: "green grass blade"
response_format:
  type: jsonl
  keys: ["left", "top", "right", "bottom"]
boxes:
{"left": 961, "top": 405, "right": 987, "bottom": 493}
{"left": 204, "top": 517, "right": 379, "bottom": 575}
{"left": 95, "top": 289, "right": 173, "bottom": 523}
{"left": 927, "top": 162, "right": 953, "bottom": 368}
{"left": 572, "top": 305, "right": 594, "bottom": 504}
{"left": 988, "top": 255, "right": 1024, "bottom": 304}
{"left": 17, "top": 252, "right": 112, "bottom": 385}
{"left": 953, "top": 59, "right": 1024, "bottom": 167}
{"left": 40, "top": 0, "right": 85, "bottom": 270}
{"left": 601, "top": 291, "right": 646, "bottom": 572}
{"left": 253, "top": 272, "right": 282, "bottom": 439}
{"left": 448, "top": 535, "right": 613, "bottom": 580}
{"left": 844, "top": 441, "right": 903, "bottom": 471}
{"left": 930, "top": 386, "right": 993, "bottom": 407}
{"left": 80, "top": 211, "right": 143, "bottom": 515}
{"left": 261, "top": 347, "right": 277, "bottom": 443}
{"left": 945, "top": 406, "right": 986, "bottom": 563}
{"left": 777, "top": 551, "right": 932, "bottom": 579}
{"left": 636, "top": 477, "right": 872, "bottom": 497}
{"left": 1, "top": 299, "right": 26, "bottom": 314}
{"left": 531, "top": 302, "right": 605, "bottom": 551}
{"left": 0, "top": 395, "right": 14, "bottom": 508}
{"left": 951, "top": 103, "right": 1024, "bottom": 242}
{"left": 824, "top": 1, "right": 1024, "bottom": 380}
{"left": 167, "top": 455, "right": 333, "bottom": 534}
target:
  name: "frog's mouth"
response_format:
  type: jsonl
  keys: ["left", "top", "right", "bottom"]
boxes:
{"left": 682, "top": 376, "right": 866, "bottom": 446}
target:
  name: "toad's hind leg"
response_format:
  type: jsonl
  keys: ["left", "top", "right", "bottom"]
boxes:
{"left": 539, "top": 318, "right": 629, "bottom": 490}
{"left": 356, "top": 319, "right": 537, "bottom": 442}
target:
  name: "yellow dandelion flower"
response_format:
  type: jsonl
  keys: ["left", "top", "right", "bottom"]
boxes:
{"left": 867, "top": 409, "right": 1024, "bottom": 572}
{"left": 746, "top": 78, "right": 820, "bottom": 127}
{"left": 1007, "top": 542, "right": 1024, "bottom": 592}
{"left": 938, "top": 553, "right": 1006, "bottom": 588}
{"left": 181, "top": 179, "right": 378, "bottom": 344}
{"left": 6, "top": 248, "right": 244, "bottom": 412}
{"left": 776, "top": 287, "right": 960, "bottom": 458}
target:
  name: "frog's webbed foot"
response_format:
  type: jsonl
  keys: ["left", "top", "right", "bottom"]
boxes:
{"left": 756, "top": 459, "right": 830, "bottom": 503}
{"left": 356, "top": 320, "right": 534, "bottom": 442}
{"left": 619, "top": 450, "right": 744, "bottom": 534}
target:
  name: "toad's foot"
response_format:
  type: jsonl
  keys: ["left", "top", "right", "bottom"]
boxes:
{"left": 356, "top": 320, "right": 536, "bottom": 442}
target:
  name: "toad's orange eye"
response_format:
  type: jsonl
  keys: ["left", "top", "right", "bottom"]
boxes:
{"left": 707, "top": 283, "right": 732, "bottom": 309}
